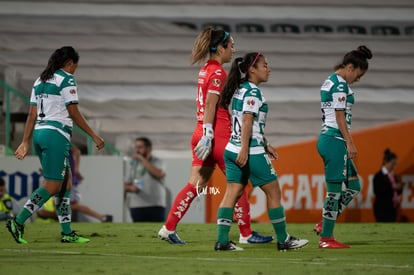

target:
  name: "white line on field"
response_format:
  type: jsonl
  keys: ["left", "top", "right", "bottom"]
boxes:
{"left": 3, "top": 249, "right": 413, "bottom": 270}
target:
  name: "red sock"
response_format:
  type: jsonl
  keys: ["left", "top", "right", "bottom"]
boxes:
{"left": 165, "top": 183, "right": 197, "bottom": 231}
{"left": 234, "top": 188, "right": 252, "bottom": 237}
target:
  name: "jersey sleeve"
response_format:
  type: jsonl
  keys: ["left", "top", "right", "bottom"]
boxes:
{"left": 29, "top": 87, "right": 37, "bottom": 106}
{"left": 331, "top": 82, "right": 348, "bottom": 110}
{"left": 242, "top": 88, "right": 261, "bottom": 116}
{"left": 206, "top": 68, "right": 226, "bottom": 96}
{"left": 61, "top": 75, "right": 79, "bottom": 106}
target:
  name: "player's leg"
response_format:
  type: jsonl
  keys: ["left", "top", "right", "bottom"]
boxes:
{"left": 159, "top": 165, "right": 214, "bottom": 244}
{"left": 317, "top": 135, "right": 350, "bottom": 248}
{"left": 7, "top": 130, "right": 67, "bottom": 244}
{"left": 338, "top": 160, "right": 360, "bottom": 215}
{"left": 215, "top": 138, "right": 272, "bottom": 244}
{"left": 252, "top": 153, "right": 307, "bottom": 251}
{"left": 215, "top": 150, "right": 245, "bottom": 251}
{"left": 215, "top": 182, "right": 244, "bottom": 251}
{"left": 260, "top": 181, "right": 308, "bottom": 251}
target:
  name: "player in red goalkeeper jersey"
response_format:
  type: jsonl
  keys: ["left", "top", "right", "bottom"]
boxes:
{"left": 158, "top": 27, "right": 273, "bottom": 245}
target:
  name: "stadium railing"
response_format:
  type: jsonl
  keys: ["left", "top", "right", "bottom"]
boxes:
{"left": 0, "top": 79, "right": 120, "bottom": 156}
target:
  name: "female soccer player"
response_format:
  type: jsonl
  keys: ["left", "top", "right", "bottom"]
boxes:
{"left": 8, "top": 46, "right": 105, "bottom": 244}
{"left": 158, "top": 28, "right": 272, "bottom": 244}
{"left": 215, "top": 52, "right": 308, "bottom": 251}
{"left": 316, "top": 45, "right": 372, "bottom": 248}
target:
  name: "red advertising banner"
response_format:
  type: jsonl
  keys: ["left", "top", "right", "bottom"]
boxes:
{"left": 206, "top": 119, "right": 414, "bottom": 223}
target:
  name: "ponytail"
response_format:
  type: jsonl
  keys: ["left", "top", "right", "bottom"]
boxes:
{"left": 40, "top": 46, "right": 79, "bottom": 82}
{"left": 219, "top": 52, "right": 262, "bottom": 109}
{"left": 191, "top": 27, "right": 230, "bottom": 64}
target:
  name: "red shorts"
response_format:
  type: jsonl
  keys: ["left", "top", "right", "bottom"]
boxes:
{"left": 191, "top": 123, "right": 230, "bottom": 170}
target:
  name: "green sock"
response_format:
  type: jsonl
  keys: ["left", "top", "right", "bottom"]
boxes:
{"left": 338, "top": 178, "right": 360, "bottom": 215}
{"left": 268, "top": 206, "right": 287, "bottom": 243}
{"left": 55, "top": 189, "right": 72, "bottom": 235}
{"left": 16, "top": 187, "right": 51, "bottom": 225}
{"left": 217, "top": 207, "right": 233, "bottom": 244}
{"left": 321, "top": 182, "right": 342, "bottom": 237}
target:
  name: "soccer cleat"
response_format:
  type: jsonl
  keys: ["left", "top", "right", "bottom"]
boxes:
{"left": 158, "top": 225, "right": 186, "bottom": 244}
{"left": 61, "top": 231, "right": 90, "bottom": 243}
{"left": 319, "top": 237, "right": 350, "bottom": 249}
{"left": 6, "top": 218, "right": 27, "bottom": 244}
{"left": 277, "top": 235, "right": 309, "bottom": 251}
{"left": 313, "top": 220, "right": 323, "bottom": 235}
{"left": 214, "top": 241, "right": 244, "bottom": 251}
{"left": 239, "top": 231, "right": 274, "bottom": 244}
{"left": 102, "top": 214, "right": 113, "bottom": 223}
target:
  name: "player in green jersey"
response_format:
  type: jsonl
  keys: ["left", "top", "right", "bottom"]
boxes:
{"left": 8, "top": 46, "right": 105, "bottom": 244}
{"left": 316, "top": 46, "right": 373, "bottom": 249}
{"left": 214, "top": 52, "right": 308, "bottom": 251}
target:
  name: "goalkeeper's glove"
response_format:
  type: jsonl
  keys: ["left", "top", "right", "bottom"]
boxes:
{"left": 194, "top": 123, "right": 214, "bottom": 161}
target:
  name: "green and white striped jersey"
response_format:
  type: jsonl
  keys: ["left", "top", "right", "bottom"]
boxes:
{"left": 320, "top": 73, "right": 354, "bottom": 138}
{"left": 30, "top": 69, "right": 79, "bottom": 141}
{"left": 226, "top": 81, "right": 268, "bottom": 155}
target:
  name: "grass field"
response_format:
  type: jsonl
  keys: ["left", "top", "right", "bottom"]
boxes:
{"left": 1, "top": 222, "right": 413, "bottom": 275}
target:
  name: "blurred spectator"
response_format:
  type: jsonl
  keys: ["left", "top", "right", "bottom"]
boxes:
{"left": 69, "top": 145, "right": 113, "bottom": 222}
{"left": 37, "top": 197, "right": 59, "bottom": 223}
{"left": 124, "top": 137, "right": 167, "bottom": 222}
{"left": 0, "top": 177, "right": 21, "bottom": 221}
{"left": 373, "top": 148, "right": 405, "bottom": 222}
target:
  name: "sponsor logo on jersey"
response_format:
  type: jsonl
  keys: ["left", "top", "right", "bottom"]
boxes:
{"left": 321, "top": 79, "right": 334, "bottom": 91}
{"left": 212, "top": 78, "right": 221, "bottom": 87}
{"left": 70, "top": 89, "right": 76, "bottom": 95}
{"left": 199, "top": 70, "right": 207, "bottom": 77}
{"left": 214, "top": 69, "right": 222, "bottom": 76}
{"left": 247, "top": 99, "right": 255, "bottom": 106}
{"left": 338, "top": 96, "right": 346, "bottom": 102}
{"left": 337, "top": 83, "right": 345, "bottom": 92}
{"left": 321, "top": 102, "right": 332, "bottom": 108}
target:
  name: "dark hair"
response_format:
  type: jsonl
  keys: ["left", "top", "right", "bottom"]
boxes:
{"left": 40, "top": 46, "right": 80, "bottom": 82}
{"left": 136, "top": 137, "right": 152, "bottom": 149}
{"left": 0, "top": 177, "right": 5, "bottom": 187}
{"left": 219, "top": 52, "right": 262, "bottom": 109}
{"left": 383, "top": 148, "right": 397, "bottom": 164}
{"left": 191, "top": 27, "right": 230, "bottom": 64}
{"left": 334, "top": 45, "right": 373, "bottom": 71}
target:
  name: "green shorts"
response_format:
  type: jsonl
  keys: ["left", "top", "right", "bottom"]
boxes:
{"left": 224, "top": 149, "right": 277, "bottom": 187}
{"left": 317, "top": 134, "right": 358, "bottom": 183}
{"left": 33, "top": 129, "right": 71, "bottom": 182}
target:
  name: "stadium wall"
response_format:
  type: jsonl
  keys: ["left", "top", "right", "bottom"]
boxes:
{"left": 206, "top": 119, "right": 414, "bottom": 223}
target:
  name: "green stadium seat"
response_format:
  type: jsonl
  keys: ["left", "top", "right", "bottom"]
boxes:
{"left": 202, "top": 22, "right": 231, "bottom": 32}
{"left": 371, "top": 25, "right": 400, "bottom": 36}
{"left": 173, "top": 21, "right": 197, "bottom": 30}
{"left": 235, "top": 23, "right": 265, "bottom": 33}
{"left": 337, "top": 25, "right": 367, "bottom": 34}
{"left": 405, "top": 26, "right": 414, "bottom": 35}
{"left": 304, "top": 24, "right": 333, "bottom": 33}
{"left": 270, "top": 23, "right": 300, "bottom": 34}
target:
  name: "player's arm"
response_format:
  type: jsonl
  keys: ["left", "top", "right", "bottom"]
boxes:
{"left": 15, "top": 104, "right": 37, "bottom": 160}
{"left": 203, "top": 92, "right": 219, "bottom": 125}
{"left": 67, "top": 104, "right": 105, "bottom": 150}
{"left": 237, "top": 113, "right": 253, "bottom": 168}
{"left": 336, "top": 110, "right": 356, "bottom": 159}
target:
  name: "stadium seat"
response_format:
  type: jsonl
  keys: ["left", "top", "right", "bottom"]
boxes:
{"left": 337, "top": 25, "right": 367, "bottom": 34}
{"left": 172, "top": 21, "right": 198, "bottom": 31}
{"left": 235, "top": 23, "right": 265, "bottom": 33}
{"left": 304, "top": 24, "right": 333, "bottom": 33}
{"left": 371, "top": 25, "right": 400, "bottom": 36}
{"left": 270, "top": 23, "right": 300, "bottom": 34}
{"left": 405, "top": 26, "right": 414, "bottom": 35}
{"left": 202, "top": 22, "right": 231, "bottom": 32}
